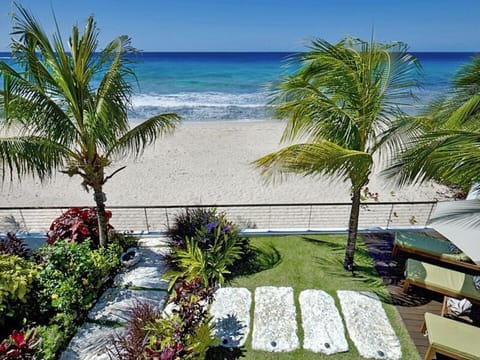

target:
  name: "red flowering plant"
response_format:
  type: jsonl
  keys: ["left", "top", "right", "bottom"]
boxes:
{"left": 0, "top": 329, "right": 38, "bottom": 359}
{"left": 47, "top": 207, "right": 113, "bottom": 248}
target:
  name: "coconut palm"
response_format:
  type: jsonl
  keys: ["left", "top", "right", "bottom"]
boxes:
{"left": 385, "top": 56, "right": 480, "bottom": 225}
{"left": 0, "top": 5, "right": 180, "bottom": 247}
{"left": 254, "top": 38, "right": 420, "bottom": 270}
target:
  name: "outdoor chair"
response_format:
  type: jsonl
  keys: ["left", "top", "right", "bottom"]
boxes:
{"left": 423, "top": 312, "right": 480, "bottom": 360}
{"left": 403, "top": 259, "right": 480, "bottom": 306}
{"left": 392, "top": 231, "right": 480, "bottom": 273}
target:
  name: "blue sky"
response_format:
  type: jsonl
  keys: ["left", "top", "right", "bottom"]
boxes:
{"left": 1, "top": 0, "right": 479, "bottom": 52}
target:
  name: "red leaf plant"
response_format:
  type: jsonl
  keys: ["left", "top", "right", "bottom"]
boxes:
{"left": 47, "top": 207, "right": 113, "bottom": 247}
{"left": 0, "top": 329, "right": 38, "bottom": 359}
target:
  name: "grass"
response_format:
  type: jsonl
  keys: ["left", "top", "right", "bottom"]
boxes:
{"left": 221, "top": 234, "right": 420, "bottom": 360}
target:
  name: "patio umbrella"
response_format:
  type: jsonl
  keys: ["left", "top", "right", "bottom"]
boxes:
{"left": 429, "top": 199, "right": 480, "bottom": 265}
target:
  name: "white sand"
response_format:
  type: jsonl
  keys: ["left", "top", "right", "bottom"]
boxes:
{"left": 0, "top": 121, "right": 453, "bottom": 207}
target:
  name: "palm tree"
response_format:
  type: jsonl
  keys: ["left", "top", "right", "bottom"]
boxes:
{"left": 385, "top": 55, "right": 480, "bottom": 225}
{"left": 387, "top": 56, "right": 480, "bottom": 189}
{"left": 0, "top": 5, "right": 181, "bottom": 247}
{"left": 254, "top": 37, "right": 420, "bottom": 270}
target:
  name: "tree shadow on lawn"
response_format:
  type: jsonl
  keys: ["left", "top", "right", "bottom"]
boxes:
{"left": 300, "top": 236, "right": 392, "bottom": 303}
{"left": 228, "top": 243, "right": 282, "bottom": 278}
{"left": 206, "top": 345, "right": 246, "bottom": 360}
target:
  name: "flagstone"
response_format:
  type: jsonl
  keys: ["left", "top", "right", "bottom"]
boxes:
{"left": 252, "top": 286, "right": 299, "bottom": 352}
{"left": 88, "top": 288, "right": 167, "bottom": 323}
{"left": 60, "top": 323, "right": 124, "bottom": 360}
{"left": 337, "top": 290, "right": 401, "bottom": 360}
{"left": 299, "top": 289, "right": 348, "bottom": 354}
{"left": 210, "top": 287, "right": 252, "bottom": 347}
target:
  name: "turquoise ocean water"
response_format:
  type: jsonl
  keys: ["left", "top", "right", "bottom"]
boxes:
{"left": 0, "top": 52, "right": 477, "bottom": 122}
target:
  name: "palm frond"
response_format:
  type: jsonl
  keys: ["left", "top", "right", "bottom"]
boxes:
{"left": 92, "top": 35, "right": 136, "bottom": 146}
{"left": 0, "top": 136, "right": 67, "bottom": 182}
{"left": 107, "top": 113, "right": 181, "bottom": 159}
{"left": 385, "top": 130, "right": 480, "bottom": 188}
{"left": 430, "top": 199, "right": 480, "bottom": 228}
{"left": 254, "top": 141, "right": 372, "bottom": 188}
{"left": 0, "top": 63, "right": 78, "bottom": 144}
{"left": 444, "top": 94, "right": 480, "bottom": 129}
{"left": 271, "top": 37, "right": 419, "bottom": 157}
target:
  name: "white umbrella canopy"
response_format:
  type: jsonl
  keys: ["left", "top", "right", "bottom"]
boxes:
{"left": 429, "top": 199, "right": 480, "bottom": 265}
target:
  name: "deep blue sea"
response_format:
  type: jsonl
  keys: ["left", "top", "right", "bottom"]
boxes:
{"left": 0, "top": 52, "right": 477, "bottom": 122}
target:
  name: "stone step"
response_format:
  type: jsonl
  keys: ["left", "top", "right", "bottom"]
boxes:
{"left": 337, "top": 290, "right": 402, "bottom": 360}
{"left": 210, "top": 287, "right": 252, "bottom": 347}
{"left": 88, "top": 288, "right": 167, "bottom": 323}
{"left": 60, "top": 323, "right": 124, "bottom": 360}
{"left": 251, "top": 286, "right": 299, "bottom": 352}
{"left": 137, "top": 236, "right": 169, "bottom": 248}
{"left": 299, "top": 289, "right": 348, "bottom": 354}
{"left": 115, "top": 246, "right": 170, "bottom": 289}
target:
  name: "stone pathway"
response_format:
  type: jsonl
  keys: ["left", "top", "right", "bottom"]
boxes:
{"left": 210, "top": 287, "right": 402, "bottom": 359}
{"left": 61, "top": 237, "right": 170, "bottom": 360}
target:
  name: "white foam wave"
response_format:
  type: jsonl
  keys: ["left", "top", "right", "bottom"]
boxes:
{"left": 131, "top": 91, "right": 268, "bottom": 109}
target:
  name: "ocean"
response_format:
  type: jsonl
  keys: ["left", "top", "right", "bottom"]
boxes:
{"left": 0, "top": 52, "right": 477, "bottom": 122}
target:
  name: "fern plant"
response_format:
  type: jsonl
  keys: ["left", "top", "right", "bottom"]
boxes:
{"left": 165, "top": 224, "right": 243, "bottom": 290}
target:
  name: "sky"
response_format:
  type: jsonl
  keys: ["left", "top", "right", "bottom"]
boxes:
{"left": 0, "top": 0, "right": 479, "bottom": 52}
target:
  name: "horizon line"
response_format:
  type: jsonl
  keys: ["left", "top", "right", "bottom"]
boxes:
{"left": 0, "top": 50, "right": 479, "bottom": 54}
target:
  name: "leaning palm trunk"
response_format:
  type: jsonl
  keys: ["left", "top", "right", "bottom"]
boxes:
{"left": 344, "top": 188, "right": 362, "bottom": 270}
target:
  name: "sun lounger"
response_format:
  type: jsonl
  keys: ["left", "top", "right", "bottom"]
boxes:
{"left": 403, "top": 259, "right": 480, "bottom": 306}
{"left": 392, "top": 231, "right": 479, "bottom": 273}
{"left": 423, "top": 312, "right": 480, "bottom": 360}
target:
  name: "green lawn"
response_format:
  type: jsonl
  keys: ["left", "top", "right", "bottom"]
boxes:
{"left": 224, "top": 234, "right": 419, "bottom": 360}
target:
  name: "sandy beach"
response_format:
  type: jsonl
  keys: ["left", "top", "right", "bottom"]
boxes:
{"left": 0, "top": 121, "right": 454, "bottom": 208}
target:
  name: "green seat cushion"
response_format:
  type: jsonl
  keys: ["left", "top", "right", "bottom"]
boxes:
{"left": 406, "top": 259, "right": 480, "bottom": 301}
{"left": 395, "top": 231, "right": 471, "bottom": 262}
{"left": 425, "top": 312, "right": 480, "bottom": 359}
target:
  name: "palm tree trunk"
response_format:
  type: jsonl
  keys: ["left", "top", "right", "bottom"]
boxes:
{"left": 93, "top": 188, "right": 108, "bottom": 248}
{"left": 343, "top": 187, "right": 362, "bottom": 271}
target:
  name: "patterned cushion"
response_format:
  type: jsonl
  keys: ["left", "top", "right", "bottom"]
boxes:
{"left": 448, "top": 242, "right": 463, "bottom": 254}
{"left": 473, "top": 276, "right": 480, "bottom": 291}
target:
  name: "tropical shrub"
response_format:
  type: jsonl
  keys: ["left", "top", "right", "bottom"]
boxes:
{"left": 0, "top": 255, "right": 38, "bottom": 336}
{"left": 47, "top": 207, "right": 113, "bottom": 247}
{"left": 166, "top": 208, "right": 252, "bottom": 279}
{"left": 0, "top": 329, "right": 38, "bottom": 359}
{"left": 36, "top": 238, "right": 121, "bottom": 320}
{"left": 0, "top": 233, "right": 29, "bottom": 258}
{"left": 168, "top": 278, "right": 215, "bottom": 335}
{"left": 109, "top": 231, "right": 139, "bottom": 252}
{"left": 34, "top": 324, "right": 66, "bottom": 360}
{"left": 166, "top": 233, "right": 242, "bottom": 289}
{"left": 145, "top": 278, "right": 217, "bottom": 360}
{"left": 166, "top": 208, "right": 217, "bottom": 249}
